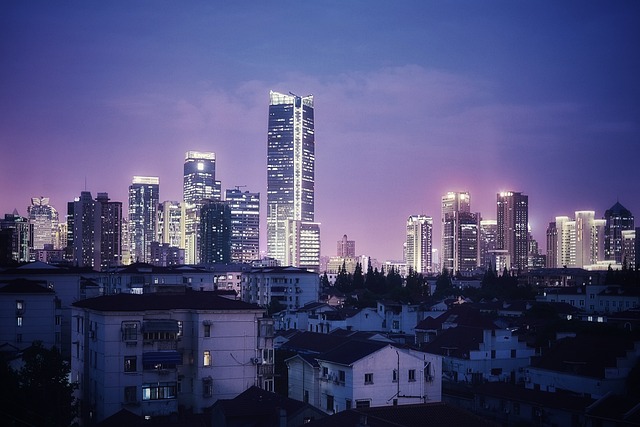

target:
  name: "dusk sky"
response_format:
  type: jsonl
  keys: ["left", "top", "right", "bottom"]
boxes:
{"left": 2, "top": 1, "right": 639, "bottom": 262}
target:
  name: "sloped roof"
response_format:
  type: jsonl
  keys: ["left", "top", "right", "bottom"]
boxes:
{"left": 72, "top": 290, "right": 262, "bottom": 312}
{"left": 422, "top": 326, "right": 484, "bottom": 358}
{"left": 304, "top": 402, "right": 498, "bottom": 427}
{"left": 280, "top": 331, "right": 353, "bottom": 354}
{"left": 532, "top": 334, "right": 638, "bottom": 379}
{"left": 315, "top": 340, "right": 389, "bottom": 365}
{"left": 0, "top": 278, "right": 53, "bottom": 294}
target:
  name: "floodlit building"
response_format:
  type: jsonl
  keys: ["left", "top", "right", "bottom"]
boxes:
{"left": 441, "top": 192, "right": 470, "bottom": 273}
{"left": 405, "top": 215, "right": 432, "bottom": 274}
{"left": 496, "top": 191, "right": 529, "bottom": 271}
{"left": 225, "top": 189, "right": 260, "bottom": 263}
{"left": 479, "top": 219, "right": 498, "bottom": 270}
{"left": 128, "top": 177, "right": 159, "bottom": 264}
{"left": 27, "top": 197, "right": 59, "bottom": 253}
{"left": 157, "top": 200, "right": 182, "bottom": 248}
{"left": 550, "top": 211, "right": 605, "bottom": 269}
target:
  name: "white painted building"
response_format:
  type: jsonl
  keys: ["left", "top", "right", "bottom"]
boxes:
{"left": 286, "top": 341, "right": 441, "bottom": 414}
{"left": 542, "top": 284, "right": 640, "bottom": 314}
{"left": 70, "top": 291, "right": 271, "bottom": 425}
{"left": 242, "top": 266, "right": 319, "bottom": 310}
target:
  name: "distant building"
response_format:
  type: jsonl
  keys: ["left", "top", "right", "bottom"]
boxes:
{"left": 604, "top": 201, "right": 634, "bottom": 264}
{"left": 266, "top": 91, "right": 320, "bottom": 271}
{"left": 70, "top": 191, "right": 96, "bottom": 268}
{"left": 406, "top": 215, "right": 433, "bottom": 274}
{"left": 551, "top": 212, "right": 605, "bottom": 269}
{"left": 95, "top": 193, "right": 123, "bottom": 270}
{"left": 337, "top": 234, "right": 356, "bottom": 258}
{"left": 496, "top": 191, "right": 528, "bottom": 271}
{"left": 242, "top": 266, "right": 319, "bottom": 310}
{"left": 149, "top": 242, "right": 185, "bottom": 267}
{"left": 621, "top": 229, "right": 636, "bottom": 270}
{"left": 0, "top": 211, "right": 30, "bottom": 264}
{"left": 225, "top": 189, "right": 260, "bottom": 263}
{"left": 199, "top": 200, "right": 231, "bottom": 264}
{"left": 27, "top": 197, "right": 59, "bottom": 254}
{"left": 182, "top": 151, "right": 219, "bottom": 265}
{"left": 441, "top": 192, "right": 470, "bottom": 273}
{"left": 128, "top": 176, "right": 159, "bottom": 264}
{"left": 70, "top": 291, "right": 271, "bottom": 425}
{"left": 479, "top": 219, "right": 497, "bottom": 270}
{"left": 157, "top": 200, "right": 182, "bottom": 248}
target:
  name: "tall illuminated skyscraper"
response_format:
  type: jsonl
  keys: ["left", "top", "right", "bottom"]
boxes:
{"left": 128, "top": 176, "right": 159, "bottom": 264}
{"left": 182, "top": 151, "right": 219, "bottom": 264}
{"left": 496, "top": 191, "right": 528, "bottom": 271}
{"left": 479, "top": 219, "right": 498, "bottom": 270}
{"left": 266, "top": 91, "right": 319, "bottom": 272}
{"left": 552, "top": 211, "right": 605, "bottom": 268}
{"left": 157, "top": 201, "right": 182, "bottom": 248}
{"left": 199, "top": 200, "right": 231, "bottom": 264}
{"left": 441, "top": 192, "right": 470, "bottom": 272}
{"left": 225, "top": 189, "right": 260, "bottom": 263}
{"left": 406, "top": 215, "right": 432, "bottom": 274}
{"left": 95, "top": 192, "right": 122, "bottom": 269}
{"left": 27, "top": 197, "right": 59, "bottom": 252}
{"left": 604, "top": 201, "right": 634, "bottom": 263}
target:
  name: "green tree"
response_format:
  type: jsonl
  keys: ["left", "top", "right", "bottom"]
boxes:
{"left": 353, "top": 262, "right": 365, "bottom": 290}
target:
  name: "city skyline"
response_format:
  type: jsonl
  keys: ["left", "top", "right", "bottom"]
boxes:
{"left": 2, "top": 2, "right": 639, "bottom": 262}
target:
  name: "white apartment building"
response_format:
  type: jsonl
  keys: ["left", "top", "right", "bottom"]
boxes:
{"left": 242, "top": 266, "right": 319, "bottom": 310}
{"left": 70, "top": 291, "right": 272, "bottom": 425}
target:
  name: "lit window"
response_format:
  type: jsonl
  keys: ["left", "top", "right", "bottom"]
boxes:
{"left": 124, "top": 356, "right": 137, "bottom": 373}
{"left": 142, "top": 382, "right": 177, "bottom": 400}
{"left": 17, "top": 316, "right": 23, "bottom": 327}
{"left": 203, "top": 350, "right": 211, "bottom": 366}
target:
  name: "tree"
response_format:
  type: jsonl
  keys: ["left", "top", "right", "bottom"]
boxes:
{"left": 352, "top": 262, "right": 365, "bottom": 290}
{"left": 1, "top": 342, "right": 78, "bottom": 426}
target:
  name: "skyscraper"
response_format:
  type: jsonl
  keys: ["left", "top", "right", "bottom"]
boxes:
{"left": 406, "top": 215, "right": 433, "bottom": 274}
{"left": 225, "top": 189, "right": 260, "bottom": 263}
{"left": 266, "top": 90, "right": 319, "bottom": 271}
{"left": 157, "top": 201, "right": 182, "bottom": 248}
{"left": 27, "top": 197, "right": 59, "bottom": 252}
{"left": 552, "top": 211, "right": 605, "bottom": 268}
{"left": 70, "top": 191, "right": 95, "bottom": 268}
{"left": 457, "top": 211, "right": 479, "bottom": 273}
{"left": 604, "top": 201, "right": 634, "bottom": 264}
{"left": 479, "top": 219, "right": 498, "bottom": 270}
{"left": 199, "top": 200, "right": 231, "bottom": 264}
{"left": 441, "top": 192, "right": 470, "bottom": 272}
{"left": 95, "top": 192, "right": 122, "bottom": 270}
{"left": 128, "top": 176, "right": 159, "bottom": 264}
{"left": 337, "top": 234, "right": 356, "bottom": 258}
{"left": 182, "top": 151, "right": 219, "bottom": 265}
{"left": 496, "top": 191, "right": 529, "bottom": 271}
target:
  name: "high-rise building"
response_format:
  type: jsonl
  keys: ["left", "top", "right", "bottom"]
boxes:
{"left": 0, "top": 211, "right": 30, "bottom": 264}
{"left": 182, "top": 151, "right": 219, "bottom": 265}
{"left": 546, "top": 221, "right": 558, "bottom": 268}
{"left": 128, "top": 176, "right": 159, "bottom": 264}
{"left": 457, "top": 211, "right": 479, "bottom": 273}
{"left": 157, "top": 201, "right": 182, "bottom": 248}
{"left": 95, "top": 193, "right": 122, "bottom": 270}
{"left": 479, "top": 219, "right": 498, "bottom": 270}
{"left": 337, "top": 234, "right": 356, "bottom": 258}
{"left": 621, "top": 229, "right": 636, "bottom": 270}
{"left": 551, "top": 211, "right": 605, "bottom": 269}
{"left": 266, "top": 91, "right": 319, "bottom": 271}
{"left": 441, "top": 192, "right": 471, "bottom": 273}
{"left": 27, "top": 197, "right": 59, "bottom": 253}
{"left": 406, "top": 215, "right": 433, "bottom": 274}
{"left": 199, "top": 200, "right": 231, "bottom": 264}
{"left": 604, "top": 201, "right": 634, "bottom": 264}
{"left": 496, "top": 191, "right": 529, "bottom": 271}
{"left": 225, "top": 189, "right": 260, "bottom": 263}
{"left": 70, "top": 191, "right": 96, "bottom": 268}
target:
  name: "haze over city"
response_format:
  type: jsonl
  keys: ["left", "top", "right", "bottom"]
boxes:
{"left": 2, "top": 1, "right": 639, "bottom": 261}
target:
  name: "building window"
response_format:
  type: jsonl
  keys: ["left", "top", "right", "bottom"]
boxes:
{"left": 364, "top": 373, "right": 373, "bottom": 385}
{"left": 355, "top": 400, "right": 370, "bottom": 408}
{"left": 408, "top": 369, "right": 416, "bottom": 382}
{"left": 17, "top": 316, "right": 23, "bottom": 327}
{"left": 124, "top": 386, "right": 137, "bottom": 403}
{"left": 304, "top": 390, "right": 309, "bottom": 403}
{"left": 122, "top": 322, "right": 138, "bottom": 341}
{"left": 204, "top": 324, "right": 211, "bottom": 337}
{"left": 55, "top": 315, "right": 61, "bottom": 326}
{"left": 124, "top": 356, "right": 137, "bottom": 373}
{"left": 16, "top": 300, "right": 24, "bottom": 313}
{"left": 345, "top": 399, "right": 352, "bottom": 410}
{"left": 392, "top": 369, "right": 398, "bottom": 382}
{"left": 202, "top": 377, "right": 213, "bottom": 397}
{"left": 16, "top": 334, "right": 22, "bottom": 343}
{"left": 491, "top": 350, "right": 496, "bottom": 359}
{"left": 322, "top": 366, "right": 328, "bottom": 377}
{"left": 326, "top": 394, "right": 334, "bottom": 412}
{"left": 142, "top": 382, "right": 177, "bottom": 400}
{"left": 339, "top": 370, "right": 345, "bottom": 383}
{"left": 203, "top": 350, "right": 211, "bottom": 366}
{"left": 511, "top": 349, "right": 516, "bottom": 358}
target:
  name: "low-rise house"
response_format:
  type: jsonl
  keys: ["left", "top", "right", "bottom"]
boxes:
{"left": 70, "top": 290, "right": 272, "bottom": 425}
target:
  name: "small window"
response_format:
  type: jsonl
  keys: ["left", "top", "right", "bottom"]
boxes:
{"left": 17, "top": 316, "right": 23, "bottom": 327}
{"left": 339, "top": 370, "right": 345, "bottom": 383}
{"left": 55, "top": 315, "right": 61, "bottom": 326}
{"left": 408, "top": 369, "right": 416, "bottom": 382}
{"left": 122, "top": 322, "right": 138, "bottom": 341}
{"left": 203, "top": 350, "right": 211, "bottom": 366}
{"left": 203, "top": 377, "right": 213, "bottom": 397}
{"left": 326, "top": 394, "right": 334, "bottom": 412}
{"left": 124, "top": 356, "right": 137, "bottom": 373}
{"left": 204, "top": 324, "right": 211, "bottom": 337}
{"left": 392, "top": 369, "right": 398, "bottom": 382}
{"left": 16, "top": 300, "right": 24, "bottom": 312}
{"left": 355, "top": 399, "right": 370, "bottom": 408}
{"left": 16, "top": 333, "right": 22, "bottom": 343}
{"left": 345, "top": 399, "right": 352, "bottom": 410}
{"left": 124, "top": 386, "right": 137, "bottom": 403}
{"left": 364, "top": 373, "right": 373, "bottom": 385}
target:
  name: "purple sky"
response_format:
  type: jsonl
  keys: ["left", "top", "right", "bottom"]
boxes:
{"left": 2, "top": 1, "right": 639, "bottom": 262}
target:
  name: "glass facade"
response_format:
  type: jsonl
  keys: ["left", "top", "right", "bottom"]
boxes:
{"left": 128, "top": 176, "right": 159, "bottom": 264}
{"left": 225, "top": 189, "right": 260, "bottom": 263}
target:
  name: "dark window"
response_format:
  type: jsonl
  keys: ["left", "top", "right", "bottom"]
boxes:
{"left": 408, "top": 369, "right": 416, "bottom": 382}
{"left": 364, "top": 373, "right": 373, "bottom": 384}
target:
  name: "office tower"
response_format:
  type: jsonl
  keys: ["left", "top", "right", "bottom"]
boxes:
{"left": 528, "top": 232, "right": 546, "bottom": 269}
{"left": 621, "top": 230, "right": 636, "bottom": 270}
{"left": 71, "top": 191, "right": 96, "bottom": 267}
{"left": 479, "top": 219, "right": 498, "bottom": 270}
{"left": 27, "top": 197, "right": 59, "bottom": 252}
{"left": 266, "top": 90, "right": 319, "bottom": 271}
{"left": 225, "top": 189, "right": 260, "bottom": 263}
{"left": 199, "top": 200, "right": 231, "bottom": 264}
{"left": 441, "top": 192, "right": 470, "bottom": 272}
{"left": 158, "top": 201, "right": 182, "bottom": 248}
{"left": 128, "top": 176, "right": 159, "bottom": 264}
{"left": 496, "top": 191, "right": 529, "bottom": 271}
{"left": 337, "top": 234, "right": 356, "bottom": 258}
{"left": 546, "top": 221, "right": 558, "bottom": 268}
{"left": 457, "top": 212, "right": 479, "bottom": 272}
{"left": 182, "top": 151, "right": 218, "bottom": 265}
{"left": 406, "top": 215, "right": 433, "bottom": 274}
{"left": 95, "top": 193, "right": 122, "bottom": 269}
{"left": 0, "top": 211, "right": 30, "bottom": 263}
{"left": 553, "top": 211, "right": 605, "bottom": 268}
{"left": 604, "top": 201, "right": 634, "bottom": 263}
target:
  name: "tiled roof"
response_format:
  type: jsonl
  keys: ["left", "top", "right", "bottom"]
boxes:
{"left": 281, "top": 331, "right": 353, "bottom": 354}
{"left": 72, "top": 290, "right": 262, "bottom": 312}
{"left": 315, "top": 340, "right": 389, "bottom": 365}
{"left": 0, "top": 278, "right": 53, "bottom": 294}
{"left": 422, "top": 326, "right": 484, "bottom": 358}
{"left": 213, "top": 385, "right": 309, "bottom": 417}
{"left": 304, "top": 402, "right": 499, "bottom": 427}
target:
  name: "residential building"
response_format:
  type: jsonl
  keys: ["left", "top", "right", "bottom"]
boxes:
{"left": 496, "top": 191, "right": 528, "bottom": 271}
{"left": 457, "top": 212, "right": 479, "bottom": 273}
{"left": 604, "top": 201, "right": 634, "bottom": 263}
{"left": 157, "top": 200, "right": 182, "bottom": 248}
{"left": 182, "top": 151, "right": 219, "bottom": 265}
{"left": 551, "top": 212, "right": 605, "bottom": 269}
{"left": 242, "top": 266, "right": 319, "bottom": 310}
{"left": 225, "top": 189, "right": 260, "bottom": 263}
{"left": 27, "top": 197, "right": 59, "bottom": 254}
{"left": 441, "top": 192, "right": 470, "bottom": 273}
{"left": 95, "top": 193, "right": 123, "bottom": 270}
{"left": 405, "top": 215, "right": 432, "bottom": 274}
{"left": 70, "top": 291, "right": 272, "bottom": 425}
{"left": 149, "top": 242, "right": 185, "bottom": 267}
{"left": 621, "top": 229, "right": 636, "bottom": 269}
{"left": 199, "top": 200, "right": 231, "bottom": 264}
{"left": 128, "top": 176, "right": 159, "bottom": 264}
{"left": 337, "top": 234, "right": 355, "bottom": 258}
{"left": 266, "top": 91, "right": 320, "bottom": 271}
{"left": 479, "top": 219, "right": 497, "bottom": 271}
{"left": 70, "top": 191, "right": 96, "bottom": 268}
{"left": 546, "top": 221, "right": 558, "bottom": 268}
{"left": 0, "top": 211, "right": 30, "bottom": 264}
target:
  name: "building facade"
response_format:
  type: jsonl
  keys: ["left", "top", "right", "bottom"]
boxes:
{"left": 496, "top": 191, "right": 529, "bottom": 271}
{"left": 157, "top": 200, "right": 182, "bottom": 249}
{"left": 225, "top": 189, "right": 260, "bottom": 263}
{"left": 551, "top": 212, "right": 606, "bottom": 269}
{"left": 95, "top": 193, "right": 123, "bottom": 270}
{"left": 27, "top": 197, "right": 60, "bottom": 254}
{"left": 242, "top": 266, "right": 319, "bottom": 310}
{"left": 337, "top": 234, "right": 356, "bottom": 258}
{"left": 266, "top": 91, "right": 319, "bottom": 271}
{"left": 604, "top": 201, "right": 634, "bottom": 264}
{"left": 128, "top": 177, "right": 159, "bottom": 264}
{"left": 406, "top": 215, "right": 432, "bottom": 274}
{"left": 479, "top": 219, "right": 498, "bottom": 270}
{"left": 199, "top": 200, "right": 231, "bottom": 264}
{"left": 441, "top": 192, "right": 470, "bottom": 273}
